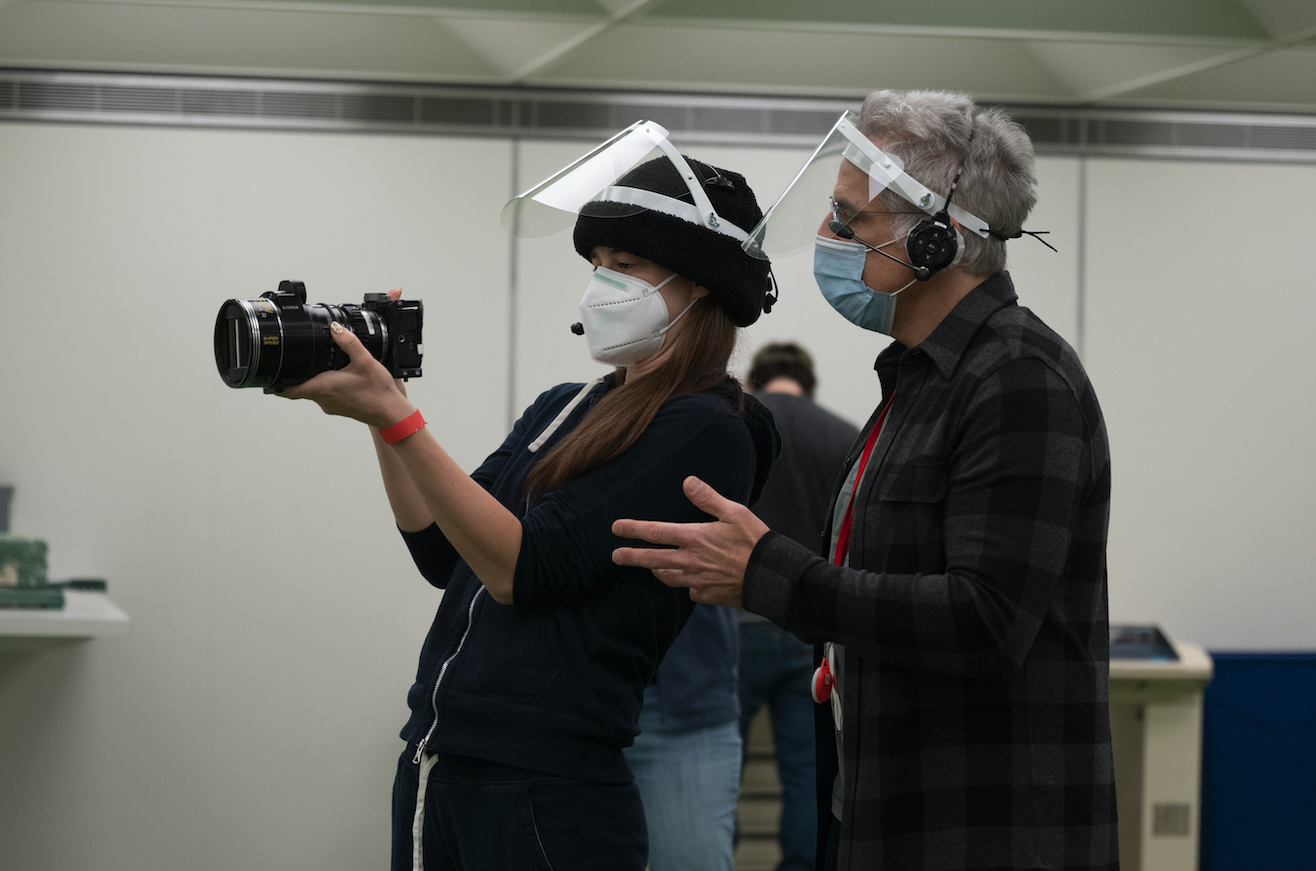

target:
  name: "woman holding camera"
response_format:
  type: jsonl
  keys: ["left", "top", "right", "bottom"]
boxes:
{"left": 283, "top": 133, "right": 778, "bottom": 871}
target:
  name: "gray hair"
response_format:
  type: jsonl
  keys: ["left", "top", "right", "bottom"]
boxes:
{"left": 855, "top": 90, "right": 1037, "bottom": 277}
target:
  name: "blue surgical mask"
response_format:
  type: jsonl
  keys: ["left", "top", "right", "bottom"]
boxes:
{"left": 813, "top": 235, "right": 917, "bottom": 335}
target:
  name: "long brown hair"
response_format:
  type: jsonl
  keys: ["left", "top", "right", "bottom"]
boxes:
{"left": 524, "top": 298, "right": 740, "bottom": 498}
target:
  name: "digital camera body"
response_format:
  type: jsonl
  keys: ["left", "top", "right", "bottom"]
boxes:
{"left": 214, "top": 280, "right": 423, "bottom": 393}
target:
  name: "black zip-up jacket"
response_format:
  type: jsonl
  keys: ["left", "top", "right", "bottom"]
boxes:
{"left": 399, "top": 374, "right": 779, "bottom": 783}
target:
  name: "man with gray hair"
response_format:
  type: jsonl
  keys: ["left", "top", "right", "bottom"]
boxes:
{"left": 614, "top": 90, "right": 1117, "bottom": 871}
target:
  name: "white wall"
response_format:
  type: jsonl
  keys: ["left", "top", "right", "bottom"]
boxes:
{"left": 0, "top": 122, "right": 513, "bottom": 871}
{"left": 1083, "top": 157, "right": 1316, "bottom": 648}
{"left": 1, "top": 120, "right": 1313, "bottom": 871}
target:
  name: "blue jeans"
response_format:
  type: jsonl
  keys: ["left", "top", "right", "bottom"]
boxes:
{"left": 624, "top": 683, "right": 742, "bottom": 871}
{"left": 737, "top": 621, "right": 817, "bottom": 871}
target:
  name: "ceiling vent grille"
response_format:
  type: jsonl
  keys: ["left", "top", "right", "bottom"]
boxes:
{"left": 100, "top": 85, "right": 180, "bottom": 115}
{"left": 765, "top": 107, "right": 853, "bottom": 138}
{"left": 182, "top": 89, "right": 257, "bottom": 117}
{"left": 1250, "top": 125, "right": 1316, "bottom": 151}
{"left": 18, "top": 80, "right": 97, "bottom": 112}
{"left": 340, "top": 94, "right": 415, "bottom": 124}
{"left": 259, "top": 91, "right": 337, "bottom": 120}
{"left": 611, "top": 102, "right": 697, "bottom": 136}
{"left": 419, "top": 96, "right": 496, "bottom": 127}
{"left": 692, "top": 105, "right": 767, "bottom": 135}
{"left": 533, "top": 100, "right": 612, "bottom": 131}
{"left": 3, "top": 69, "right": 1315, "bottom": 163}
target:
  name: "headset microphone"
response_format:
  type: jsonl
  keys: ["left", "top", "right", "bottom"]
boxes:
{"left": 827, "top": 219, "right": 855, "bottom": 240}
{"left": 828, "top": 220, "right": 931, "bottom": 280}
{"left": 570, "top": 322, "right": 584, "bottom": 335}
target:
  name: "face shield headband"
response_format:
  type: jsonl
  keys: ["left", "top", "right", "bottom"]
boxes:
{"left": 742, "top": 112, "right": 991, "bottom": 260}
{"left": 834, "top": 115, "right": 990, "bottom": 239}
{"left": 501, "top": 120, "right": 748, "bottom": 244}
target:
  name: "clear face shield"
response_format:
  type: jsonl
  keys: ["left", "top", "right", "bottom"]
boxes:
{"left": 500, "top": 120, "right": 748, "bottom": 245}
{"left": 742, "top": 111, "right": 990, "bottom": 260}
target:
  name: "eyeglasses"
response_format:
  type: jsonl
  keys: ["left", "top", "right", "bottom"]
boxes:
{"left": 829, "top": 196, "right": 923, "bottom": 227}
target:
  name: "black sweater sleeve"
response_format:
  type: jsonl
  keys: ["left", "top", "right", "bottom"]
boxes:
{"left": 399, "top": 523, "right": 459, "bottom": 589}
{"left": 395, "top": 385, "right": 570, "bottom": 589}
{"left": 513, "top": 393, "right": 757, "bottom": 605}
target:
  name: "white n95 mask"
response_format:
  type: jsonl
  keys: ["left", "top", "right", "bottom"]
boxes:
{"left": 578, "top": 267, "right": 695, "bottom": 366}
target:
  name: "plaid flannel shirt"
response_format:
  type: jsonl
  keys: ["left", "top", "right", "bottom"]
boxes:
{"left": 744, "top": 273, "right": 1118, "bottom": 871}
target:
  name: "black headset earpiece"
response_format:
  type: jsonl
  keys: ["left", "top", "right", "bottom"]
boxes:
{"left": 905, "top": 117, "right": 975, "bottom": 280}
{"left": 906, "top": 210, "right": 961, "bottom": 278}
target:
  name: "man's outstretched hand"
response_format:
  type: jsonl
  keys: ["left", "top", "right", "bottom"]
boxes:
{"left": 612, "top": 476, "right": 769, "bottom": 608}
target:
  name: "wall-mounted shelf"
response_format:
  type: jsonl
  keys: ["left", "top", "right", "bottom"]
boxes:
{"left": 0, "top": 590, "right": 131, "bottom": 652}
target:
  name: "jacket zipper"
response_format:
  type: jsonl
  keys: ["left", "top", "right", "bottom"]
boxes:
{"left": 412, "top": 585, "right": 486, "bottom": 764}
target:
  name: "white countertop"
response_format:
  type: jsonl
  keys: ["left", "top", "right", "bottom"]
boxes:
{"left": 0, "top": 590, "right": 131, "bottom": 640}
{"left": 1110, "top": 640, "right": 1213, "bottom": 682}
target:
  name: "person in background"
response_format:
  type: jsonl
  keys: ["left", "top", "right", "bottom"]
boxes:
{"left": 625, "top": 599, "right": 743, "bottom": 871}
{"left": 737, "top": 342, "right": 857, "bottom": 871}
{"left": 613, "top": 89, "right": 1117, "bottom": 871}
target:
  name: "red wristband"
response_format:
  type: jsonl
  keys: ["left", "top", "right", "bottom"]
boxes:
{"left": 379, "top": 409, "right": 426, "bottom": 445}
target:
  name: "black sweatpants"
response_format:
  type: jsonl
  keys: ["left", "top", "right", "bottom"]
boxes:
{"left": 391, "top": 748, "right": 648, "bottom": 871}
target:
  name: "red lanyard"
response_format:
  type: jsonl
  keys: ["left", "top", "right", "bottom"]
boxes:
{"left": 832, "top": 393, "right": 894, "bottom": 566}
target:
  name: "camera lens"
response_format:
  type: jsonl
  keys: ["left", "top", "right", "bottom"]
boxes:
{"left": 215, "top": 281, "right": 415, "bottom": 391}
{"left": 215, "top": 298, "right": 384, "bottom": 391}
{"left": 215, "top": 297, "right": 280, "bottom": 389}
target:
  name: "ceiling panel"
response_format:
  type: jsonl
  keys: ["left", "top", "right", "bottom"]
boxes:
{"left": 438, "top": 17, "right": 594, "bottom": 79}
{"left": 539, "top": 25, "right": 1072, "bottom": 100}
{"left": 1023, "top": 42, "right": 1231, "bottom": 99}
{"left": 0, "top": 2, "right": 499, "bottom": 78}
{"left": 1238, "top": 0, "right": 1316, "bottom": 37}
{"left": 245, "top": 0, "right": 606, "bottom": 10}
{"left": 1118, "top": 47, "right": 1316, "bottom": 112}
{"left": 0, "top": 0, "right": 1314, "bottom": 116}
{"left": 650, "top": 0, "right": 1270, "bottom": 39}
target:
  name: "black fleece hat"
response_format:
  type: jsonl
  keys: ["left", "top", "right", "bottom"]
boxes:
{"left": 573, "top": 156, "right": 773, "bottom": 327}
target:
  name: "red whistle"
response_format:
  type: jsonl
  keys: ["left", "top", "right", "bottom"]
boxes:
{"left": 811, "top": 657, "right": 833, "bottom": 704}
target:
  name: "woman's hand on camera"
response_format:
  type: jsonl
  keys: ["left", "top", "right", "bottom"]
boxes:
{"left": 280, "top": 320, "right": 414, "bottom": 429}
